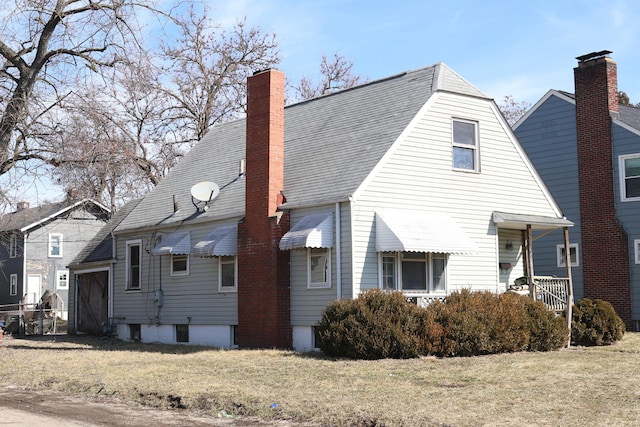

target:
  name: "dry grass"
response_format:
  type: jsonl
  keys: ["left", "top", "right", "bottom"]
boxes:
{"left": 1, "top": 333, "right": 640, "bottom": 426}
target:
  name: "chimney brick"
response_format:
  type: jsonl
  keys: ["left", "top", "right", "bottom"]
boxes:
{"left": 574, "top": 52, "right": 632, "bottom": 327}
{"left": 237, "top": 69, "right": 292, "bottom": 348}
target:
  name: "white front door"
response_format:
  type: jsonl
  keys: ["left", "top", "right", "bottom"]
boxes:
{"left": 26, "top": 274, "right": 41, "bottom": 306}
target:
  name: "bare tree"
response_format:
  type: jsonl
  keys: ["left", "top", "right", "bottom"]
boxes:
{"left": 0, "top": 0, "right": 147, "bottom": 179}
{"left": 292, "top": 53, "right": 364, "bottom": 101}
{"left": 498, "top": 95, "right": 531, "bottom": 126}
{"left": 159, "top": 7, "right": 280, "bottom": 141}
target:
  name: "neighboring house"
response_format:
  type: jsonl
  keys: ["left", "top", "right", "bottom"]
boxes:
{"left": 0, "top": 199, "right": 110, "bottom": 319}
{"left": 67, "top": 199, "right": 141, "bottom": 335}
{"left": 112, "top": 63, "right": 572, "bottom": 351}
{"left": 514, "top": 51, "right": 638, "bottom": 329}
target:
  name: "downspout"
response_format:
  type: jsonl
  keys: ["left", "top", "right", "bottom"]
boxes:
{"left": 109, "top": 231, "right": 116, "bottom": 319}
{"left": 335, "top": 202, "right": 342, "bottom": 300}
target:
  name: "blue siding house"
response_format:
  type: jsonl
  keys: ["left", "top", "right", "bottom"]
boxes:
{"left": 515, "top": 51, "right": 640, "bottom": 328}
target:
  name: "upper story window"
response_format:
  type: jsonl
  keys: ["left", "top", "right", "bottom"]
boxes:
{"left": 218, "top": 256, "right": 237, "bottom": 292}
{"left": 556, "top": 244, "right": 579, "bottom": 267}
{"left": 452, "top": 119, "right": 479, "bottom": 172}
{"left": 379, "top": 252, "right": 447, "bottom": 293}
{"left": 126, "top": 240, "right": 142, "bottom": 290}
{"left": 48, "top": 233, "right": 63, "bottom": 257}
{"left": 171, "top": 254, "right": 189, "bottom": 276}
{"left": 635, "top": 239, "right": 640, "bottom": 265}
{"left": 9, "top": 232, "right": 19, "bottom": 258}
{"left": 619, "top": 154, "right": 640, "bottom": 201}
{"left": 308, "top": 248, "right": 331, "bottom": 288}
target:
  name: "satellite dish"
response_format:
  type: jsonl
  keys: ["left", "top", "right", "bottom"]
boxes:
{"left": 190, "top": 181, "right": 219, "bottom": 212}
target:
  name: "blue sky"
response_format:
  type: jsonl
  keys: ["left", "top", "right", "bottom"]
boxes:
{"left": 217, "top": 0, "right": 640, "bottom": 104}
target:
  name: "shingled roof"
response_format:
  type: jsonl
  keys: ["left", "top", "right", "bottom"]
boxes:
{"left": 115, "top": 62, "right": 488, "bottom": 233}
{"left": 0, "top": 199, "right": 110, "bottom": 233}
{"left": 69, "top": 198, "right": 142, "bottom": 268}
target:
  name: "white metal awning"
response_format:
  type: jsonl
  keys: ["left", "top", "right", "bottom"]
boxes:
{"left": 375, "top": 210, "right": 478, "bottom": 254}
{"left": 492, "top": 211, "right": 574, "bottom": 230}
{"left": 151, "top": 231, "right": 190, "bottom": 255}
{"left": 279, "top": 213, "right": 334, "bottom": 250}
{"left": 192, "top": 225, "right": 238, "bottom": 257}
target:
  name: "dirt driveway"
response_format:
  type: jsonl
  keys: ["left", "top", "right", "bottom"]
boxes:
{"left": 0, "top": 386, "right": 287, "bottom": 426}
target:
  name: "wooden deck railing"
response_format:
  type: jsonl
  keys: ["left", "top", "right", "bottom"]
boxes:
{"left": 533, "top": 276, "right": 572, "bottom": 313}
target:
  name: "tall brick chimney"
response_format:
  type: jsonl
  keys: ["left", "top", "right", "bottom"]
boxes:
{"left": 574, "top": 51, "right": 632, "bottom": 327}
{"left": 237, "top": 69, "right": 291, "bottom": 348}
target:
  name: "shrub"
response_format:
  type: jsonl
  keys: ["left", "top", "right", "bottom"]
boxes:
{"left": 571, "top": 298, "right": 625, "bottom": 346}
{"left": 523, "top": 298, "right": 569, "bottom": 351}
{"left": 316, "top": 289, "right": 426, "bottom": 359}
{"left": 421, "top": 290, "right": 568, "bottom": 356}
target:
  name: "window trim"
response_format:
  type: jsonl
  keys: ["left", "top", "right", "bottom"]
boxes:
{"left": 9, "top": 273, "right": 17, "bottom": 296}
{"left": 48, "top": 233, "right": 63, "bottom": 258}
{"left": 452, "top": 118, "right": 480, "bottom": 172}
{"left": 619, "top": 153, "right": 640, "bottom": 202}
{"left": 218, "top": 256, "right": 238, "bottom": 292}
{"left": 378, "top": 252, "right": 447, "bottom": 293}
{"left": 556, "top": 243, "right": 579, "bottom": 268}
{"left": 125, "top": 239, "right": 142, "bottom": 291}
{"left": 170, "top": 254, "right": 190, "bottom": 276}
{"left": 56, "top": 270, "right": 69, "bottom": 289}
{"left": 307, "top": 247, "right": 332, "bottom": 289}
{"left": 635, "top": 239, "right": 640, "bottom": 265}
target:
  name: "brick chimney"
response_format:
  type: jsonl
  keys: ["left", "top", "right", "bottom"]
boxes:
{"left": 237, "top": 69, "right": 291, "bottom": 348}
{"left": 16, "top": 200, "right": 29, "bottom": 211}
{"left": 574, "top": 51, "right": 632, "bottom": 327}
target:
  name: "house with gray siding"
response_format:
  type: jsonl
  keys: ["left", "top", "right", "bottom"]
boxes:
{"left": 0, "top": 199, "right": 109, "bottom": 321}
{"left": 514, "top": 51, "right": 639, "bottom": 329}
{"left": 111, "top": 63, "right": 572, "bottom": 351}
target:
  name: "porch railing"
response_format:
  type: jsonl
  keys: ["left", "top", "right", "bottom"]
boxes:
{"left": 532, "top": 276, "right": 572, "bottom": 313}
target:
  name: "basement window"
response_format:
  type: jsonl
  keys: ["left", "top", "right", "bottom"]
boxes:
{"left": 176, "top": 324, "right": 189, "bottom": 343}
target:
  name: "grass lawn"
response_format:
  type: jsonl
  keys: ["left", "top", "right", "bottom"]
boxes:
{"left": 1, "top": 332, "right": 639, "bottom": 426}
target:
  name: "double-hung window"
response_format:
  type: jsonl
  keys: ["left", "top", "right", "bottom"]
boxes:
{"left": 308, "top": 248, "right": 331, "bottom": 288}
{"left": 634, "top": 239, "right": 640, "bottom": 265}
{"left": 171, "top": 254, "right": 189, "bottom": 276}
{"left": 557, "top": 244, "right": 579, "bottom": 267}
{"left": 9, "top": 232, "right": 18, "bottom": 258}
{"left": 56, "top": 270, "right": 69, "bottom": 289}
{"left": 380, "top": 252, "right": 446, "bottom": 293}
{"left": 619, "top": 154, "right": 640, "bottom": 201}
{"left": 452, "top": 119, "right": 479, "bottom": 172}
{"left": 126, "top": 240, "right": 142, "bottom": 290}
{"left": 218, "top": 256, "right": 237, "bottom": 292}
{"left": 49, "top": 233, "right": 63, "bottom": 257}
{"left": 9, "top": 274, "right": 17, "bottom": 296}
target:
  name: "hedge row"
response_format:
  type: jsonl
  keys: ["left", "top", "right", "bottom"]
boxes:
{"left": 316, "top": 289, "right": 624, "bottom": 359}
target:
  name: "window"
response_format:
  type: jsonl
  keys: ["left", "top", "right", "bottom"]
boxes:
{"left": 308, "top": 248, "right": 331, "bottom": 288}
{"left": 557, "top": 244, "right": 579, "bottom": 267}
{"left": 176, "top": 324, "right": 189, "bottom": 343}
{"left": 126, "top": 240, "right": 142, "bottom": 290}
{"left": 620, "top": 154, "right": 640, "bottom": 201}
{"left": 9, "top": 274, "right": 17, "bottom": 296}
{"left": 452, "top": 119, "right": 479, "bottom": 171}
{"left": 218, "top": 256, "right": 237, "bottom": 292}
{"left": 49, "top": 233, "right": 63, "bottom": 257}
{"left": 635, "top": 240, "right": 640, "bottom": 264}
{"left": 379, "top": 252, "right": 447, "bottom": 293}
{"left": 9, "top": 232, "right": 18, "bottom": 258}
{"left": 56, "top": 270, "right": 69, "bottom": 289}
{"left": 171, "top": 254, "right": 189, "bottom": 276}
